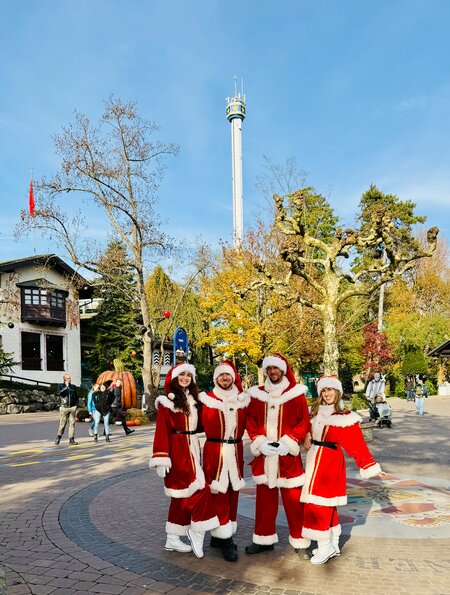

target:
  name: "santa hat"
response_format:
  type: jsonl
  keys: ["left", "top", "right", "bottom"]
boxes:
{"left": 213, "top": 360, "right": 243, "bottom": 392}
{"left": 164, "top": 363, "right": 196, "bottom": 394}
{"left": 316, "top": 375, "right": 343, "bottom": 395}
{"left": 262, "top": 353, "right": 296, "bottom": 388}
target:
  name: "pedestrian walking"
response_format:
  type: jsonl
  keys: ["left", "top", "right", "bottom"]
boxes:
{"left": 415, "top": 382, "right": 426, "bottom": 416}
{"left": 54, "top": 374, "right": 79, "bottom": 445}
{"left": 87, "top": 383, "right": 99, "bottom": 437}
{"left": 245, "top": 354, "right": 311, "bottom": 558}
{"left": 149, "top": 363, "right": 219, "bottom": 558}
{"left": 301, "top": 375, "right": 386, "bottom": 565}
{"left": 405, "top": 375, "right": 415, "bottom": 402}
{"left": 199, "top": 360, "right": 249, "bottom": 562}
{"left": 365, "top": 372, "right": 386, "bottom": 403}
{"left": 108, "top": 378, "right": 134, "bottom": 435}
{"left": 92, "top": 383, "right": 114, "bottom": 442}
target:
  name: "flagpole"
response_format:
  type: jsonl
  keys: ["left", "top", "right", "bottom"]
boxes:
{"left": 30, "top": 168, "right": 36, "bottom": 254}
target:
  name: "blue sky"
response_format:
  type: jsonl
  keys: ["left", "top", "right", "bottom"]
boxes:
{"left": 1, "top": 0, "right": 449, "bottom": 274}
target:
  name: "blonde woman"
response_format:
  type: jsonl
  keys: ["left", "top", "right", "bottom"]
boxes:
{"left": 301, "top": 375, "right": 387, "bottom": 565}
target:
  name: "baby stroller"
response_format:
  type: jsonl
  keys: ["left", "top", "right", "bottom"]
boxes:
{"left": 368, "top": 396, "right": 392, "bottom": 428}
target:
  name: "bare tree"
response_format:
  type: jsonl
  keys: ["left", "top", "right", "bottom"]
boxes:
{"left": 16, "top": 97, "right": 179, "bottom": 401}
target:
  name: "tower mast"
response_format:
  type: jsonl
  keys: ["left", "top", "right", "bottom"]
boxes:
{"left": 226, "top": 78, "right": 246, "bottom": 247}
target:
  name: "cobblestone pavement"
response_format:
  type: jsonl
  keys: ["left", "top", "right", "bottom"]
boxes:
{"left": 0, "top": 397, "right": 449, "bottom": 595}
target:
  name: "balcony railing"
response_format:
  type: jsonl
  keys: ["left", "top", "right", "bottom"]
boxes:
{"left": 21, "top": 304, "right": 66, "bottom": 326}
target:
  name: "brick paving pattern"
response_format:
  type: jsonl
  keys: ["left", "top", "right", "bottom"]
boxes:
{"left": 0, "top": 397, "right": 449, "bottom": 594}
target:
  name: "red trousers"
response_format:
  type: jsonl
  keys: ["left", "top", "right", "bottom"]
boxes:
{"left": 166, "top": 485, "right": 218, "bottom": 535}
{"left": 303, "top": 503, "right": 341, "bottom": 541}
{"left": 210, "top": 486, "right": 239, "bottom": 539}
{"left": 254, "top": 484, "right": 309, "bottom": 548}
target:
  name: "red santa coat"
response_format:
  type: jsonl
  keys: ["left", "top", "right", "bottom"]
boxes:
{"left": 199, "top": 386, "right": 249, "bottom": 493}
{"left": 301, "top": 405, "right": 381, "bottom": 507}
{"left": 247, "top": 380, "right": 311, "bottom": 488}
{"left": 149, "top": 392, "right": 205, "bottom": 498}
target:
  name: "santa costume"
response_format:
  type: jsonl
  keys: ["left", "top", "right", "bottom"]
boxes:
{"left": 199, "top": 360, "right": 250, "bottom": 561}
{"left": 246, "top": 354, "right": 311, "bottom": 553}
{"left": 301, "top": 375, "right": 382, "bottom": 564}
{"left": 149, "top": 363, "right": 219, "bottom": 557}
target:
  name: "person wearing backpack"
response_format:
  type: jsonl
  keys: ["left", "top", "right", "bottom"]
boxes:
{"left": 92, "top": 383, "right": 114, "bottom": 442}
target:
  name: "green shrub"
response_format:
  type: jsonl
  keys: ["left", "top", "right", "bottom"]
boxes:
{"left": 350, "top": 393, "right": 370, "bottom": 411}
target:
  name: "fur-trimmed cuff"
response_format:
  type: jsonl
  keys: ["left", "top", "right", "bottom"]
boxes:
{"left": 166, "top": 522, "right": 189, "bottom": 536}
{"left": 253, "top": 532, "right": 279, "bottom": 545}
{"left": 191, "top": 515, "right": 220, "bottom": 533}
{"left": 289, "top": 536, "right": 311, "bottom": 549}
{"left": 302, "top": 526, "right": 332, "bottom": 540}
{"left": 149, "top": 456, "right": 171, "bottom": 469}
{"left": 360, "top": 462, "right": 382, "bottom": 478}
{"left": 301, "top": 492, "right": 347, "bottom": 506}
{"left": 164, "top": 477, "right": 205, "bottom": 498}
{"left": 279, "top": 434, "right": 300, "bottom": 456}
{"left": 330, "top": 524, "right": 341, "bottom": 538}
{"left": 277, "top": 474, "right": 305, "bottom": 488}
{"left": 210, "top": 521, "right": 233, "bottom": 539}
{"left": 250, "top": 435, "right": 267, "bottom": 456}
{"left": 231, "top": 521, "right": 237, "bottom": 535}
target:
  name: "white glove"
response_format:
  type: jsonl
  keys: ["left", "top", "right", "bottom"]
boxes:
{"left": 260, "top": 441, "right": 278, "bottom": 456}
{"left": 156, "top": 466, "right": 170, "bottom": 478}
{"left": 273, "top": 442, "right": 290, "bottom": 456}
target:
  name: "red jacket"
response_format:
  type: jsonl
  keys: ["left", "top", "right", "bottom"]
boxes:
{"left": 199, "top": 386, "right": 250, "bottom": 493}
{"left": 301, "top": 405, "right": 381, "bottom": 506}
{"left": 149, "top": 392, "right": 205, "bottom": 498}
{"left": 247, "top": 379, "right": 311, "bottom": 488}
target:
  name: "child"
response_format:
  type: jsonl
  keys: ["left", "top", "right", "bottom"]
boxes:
{"left": 301, "top": 375, "right": 386, "bottom": 565}
{"left": 149, "top": 363, "right": 219, "bottom": 558}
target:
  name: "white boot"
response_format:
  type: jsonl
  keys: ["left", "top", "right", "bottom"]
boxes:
{"left": 187, "top": 529, "right": 205, "bottom": 558}
{"left": 313, "top": 538, "right": 340, "bottom": 556}
{"left": 165, "top": 534, "right": 192, "bottom": 553}
{"left": 310, "top": 540, "right": 337, "bottom": 565}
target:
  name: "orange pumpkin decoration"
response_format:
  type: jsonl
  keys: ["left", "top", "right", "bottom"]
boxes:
{"left": 133, "top": 419, "right": 141, "bottom": 426}
{"left": 126, "top": 420, "right": 135, "bottom": 427}
{"left": 96, "top": 359, "right": 137, "bottom": 411}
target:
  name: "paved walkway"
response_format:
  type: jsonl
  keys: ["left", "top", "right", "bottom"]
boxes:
{"left": 0, "top": 397, "right": 449, "bottom": 595}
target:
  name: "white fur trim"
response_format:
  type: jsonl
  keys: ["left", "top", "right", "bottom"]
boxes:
{"left": 252, "top": 473, "right": 269, "bottom": 485}
{"left": 253, "top": 532, "right": 279, "bottom": 545}
{"left": 289, "top": 536, "right": 311, "bottom": 549}
{"left": 155, "top": 394, "right": 175, "bottom": 410}
{"left": 276, "top": 474, "right": 305, "bottom": 488}
{"left": 172, "top": 363, "right": 196, "bottom": 380}
{"left": 360, "top": 462, "right": 382, "bottom": 478}
{"left": 262, "top": 355, "right": 287, "bottom": 373}
{"left": 191, "top": 515, "right": 220, "bottom": 532}
{"left": 213, "top": 364, "right": 236, "bottom": 382}
{"left": 209, "top": 442, "right": 246, "bottom": 492}
{"left": 231, "top": 521, "right": 237, "bottom": 535}
{"left": 164, "top": 476, "right": 205, "bottom": 498}
{"left": 199, "top": 390, "right": 250, "bottom": 411}
{"left": 325, "top": 411, "right": 362, "bottom": 428}
{"left": 302, "top": 526, "right": 333, "bottom": 540}
{"left": 210, "top": 521, "right": 233, "bottom": 539}
{"left": 248, "top": 383, "right": 308, "bottom": 405}
{"left": 166, "top": 522, "right": 189, "bottom": 536}
{"left": 250, "top": 435, "right": 267, "bottom": 456}
{"left": 279, "top": 434, "right": 300, "bottom": 456}
{"left": 331, "top": 524, "right": 342, "bottom": 538}
{"left": 149, "top": 456, "right": 171, "bottom": 469}
{"left": 210, "top": 475, "right": 246, "bottom": 493}
{"left": 300, "top": 492, "right": 348, "bottom": 506}
{"left": 317, "top": 376, "right": 343, "bottom": 395}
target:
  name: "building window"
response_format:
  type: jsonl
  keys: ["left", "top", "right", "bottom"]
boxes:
{"left": 24, "top": 288, "right": 48, "bottom": 305}
{"left": 21, "top": 332, "right": 42, "bottom": 370}
{"left": 46, "top": 335, "right": 64, "bottom": 371}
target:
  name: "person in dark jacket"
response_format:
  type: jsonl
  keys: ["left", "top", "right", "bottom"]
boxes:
{"left": 54, "top": 374, "right": 79, "bottom": 445}
{"left": 93, "top": 384, "right": 114, "bottom": 442}
{"left": 107, "top": 378, "right": 135, "bottom": 436}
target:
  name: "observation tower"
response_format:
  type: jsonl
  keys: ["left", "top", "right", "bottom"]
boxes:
{"left": 226, "top": 78, "right": 246, "bottom": 247}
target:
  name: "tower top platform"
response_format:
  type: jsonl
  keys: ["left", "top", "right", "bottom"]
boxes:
{"left": 226, "top": 93, "right": 246, "bottom": 121}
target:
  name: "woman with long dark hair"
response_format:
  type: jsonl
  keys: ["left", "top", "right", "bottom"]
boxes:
{"left": 149, "top": 363, "right": 219, "bottom": 558}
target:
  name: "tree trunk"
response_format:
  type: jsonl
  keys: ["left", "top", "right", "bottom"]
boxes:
{"left": 322, "top": 279, "right": 340, "bottom": 374}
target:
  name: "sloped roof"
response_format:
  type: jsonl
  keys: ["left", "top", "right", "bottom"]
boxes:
{"left": 427, "top": 340, "right": 450, "bottom": 358}
{"left": 0, "top": 254, "right": 93, "bottom": 298}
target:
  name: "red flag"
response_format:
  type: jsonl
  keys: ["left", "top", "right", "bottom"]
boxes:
{"left": 29, "top": 180, "right": 35, "bottom": 217}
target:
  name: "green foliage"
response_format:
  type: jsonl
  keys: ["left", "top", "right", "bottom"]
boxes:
{"left": 0, "top": 348, "right": 17, "bottom": 376}
{"left": 402, "top": 347, "right": 428, "bottom": 375}
{"left": 87, "top": 240, "right": 142, "bottom": 378}
{"left": 350, "top": 393, "right": 370, "bottom": 411}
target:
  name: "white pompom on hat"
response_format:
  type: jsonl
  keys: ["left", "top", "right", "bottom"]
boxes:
{"left": 316, "top": 375, "right": 343, "bottom": 395}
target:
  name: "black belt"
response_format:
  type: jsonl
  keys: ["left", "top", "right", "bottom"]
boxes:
{"left": 312, "top": 439, "right": 338, "bottom": 450}
{"left": 172, "top": 430, "right": 198, "bottom": 435}
{"left": 207, "top": 437, "right": 242, "bottom": 444}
